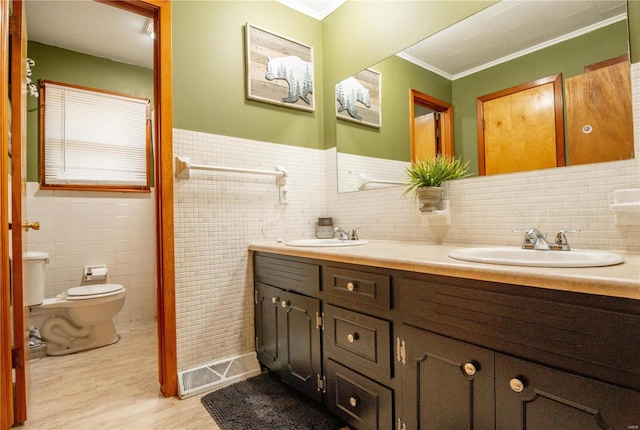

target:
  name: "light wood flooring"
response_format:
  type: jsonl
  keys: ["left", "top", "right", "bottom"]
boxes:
{"left": 16, "top": 320, "right": 219, "bottom": 430}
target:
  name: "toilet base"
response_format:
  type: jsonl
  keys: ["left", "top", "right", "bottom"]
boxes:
{"left": 46, "top": 333, "right": 120, "bottom": 356}
{"left": 40, "top": 316, "right": 121, "bottom": 356}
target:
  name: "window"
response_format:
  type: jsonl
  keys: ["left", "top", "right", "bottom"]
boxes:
{"left": 40, "top": 80, "right": 151, "bottom": 191}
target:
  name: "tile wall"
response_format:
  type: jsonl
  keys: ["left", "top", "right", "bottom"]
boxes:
{"left": 24, "top": 184, "right": 157, "bottom": 324}
{"left": 173, "top": 130, "right": 326, "bottom": 372}
{"left": 173, "top": 63, "right": 639, "bottom": 372}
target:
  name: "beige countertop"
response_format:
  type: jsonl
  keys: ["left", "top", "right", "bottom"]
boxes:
{"left": 249, "top": 240, "right": 640, "bottom": 300}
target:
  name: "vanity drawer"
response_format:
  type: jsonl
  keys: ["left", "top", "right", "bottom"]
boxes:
{"left": 324, "top": 304, "right": 392, "bottom": 380}
{"left": 254, "top": 254, "right": 320, "bottom": 294}
{"left": 325, "top": 266, "right": 391, "bottom": 309}
{"left": 325, "top": 359, "right": 393, "bottom": 430}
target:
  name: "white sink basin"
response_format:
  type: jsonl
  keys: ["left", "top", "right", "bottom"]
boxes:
{"left": 285, "top": 239, "right": 369, "bottom": 247}
{"left": 448, "top": 247, "right": 624, "bottom": 268}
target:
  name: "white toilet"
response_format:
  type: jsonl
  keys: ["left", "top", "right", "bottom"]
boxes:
{"left": 24, "top": 252, "right": 127, "bottom": 356}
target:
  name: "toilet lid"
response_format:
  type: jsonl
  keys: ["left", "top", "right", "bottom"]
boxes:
{"left": 66, "top": 284, "right": 125, "bottom": 300}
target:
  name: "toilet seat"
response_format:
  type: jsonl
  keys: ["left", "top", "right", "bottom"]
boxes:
{"left": 66, "top": 284, "right": 125, "bottom": 301}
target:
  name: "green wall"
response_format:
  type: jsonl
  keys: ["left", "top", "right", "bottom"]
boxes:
{"left": 629, "top": 0, "right": 639, "bottom": 62}
{"left": 452, "top": 21, "right": 629, "bottom": 175}
{"left": 172, "top": 0, "right": 324, "bottom": 150}
{"left": 26, "top": 41, "right": 153, "bottom": 182}
{"left": 337, "top": 55, "right": 451, "bottom": 161}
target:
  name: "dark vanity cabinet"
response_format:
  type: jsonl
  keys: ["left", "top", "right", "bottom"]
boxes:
{"left": 253, "top": 251, "right": 640, "bottom": 430}
{"left": 397, "top": 274, "right": 640, "bottom": 430}
{"left": 254, "top": 254, "right": 322, "bottom": 402}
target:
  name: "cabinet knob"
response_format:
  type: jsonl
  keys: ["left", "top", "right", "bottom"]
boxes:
{"left": 509, "top": 378, "right": 525, "bottom": 393}
{"left": 271, "top": 297, "right": 277, "bottom": 304}
{"left": 347, "top": 333, "right": 359, "bottom": 343}
{"left": 281, "top": 300, "right": 289, "bottom": 308}
{"left": 349, "top": 396, "right": 358, "bottom": 407}
{"left": 463, "top": 362, "right": 477, "bottom": 376}
{"left": 346, "top": 282, "right": 355, "bottom": 291}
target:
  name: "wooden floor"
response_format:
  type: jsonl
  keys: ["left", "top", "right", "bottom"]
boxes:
{"left": 16, "top": 320, "right": 218, "bottom": 430}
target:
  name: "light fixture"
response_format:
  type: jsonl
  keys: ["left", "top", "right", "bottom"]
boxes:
{"left": 143, "top": 18, "right": 154, "bottom": 39}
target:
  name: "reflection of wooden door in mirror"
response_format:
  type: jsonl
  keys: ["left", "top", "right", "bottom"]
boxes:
{"left": 566, "top": 59, "right": 633, "bottom": 166}
{"left": 410, "top": 89, "right": 453, "bottom": 163}
{"left": 414, "top": 112, "right": 437, "bottom": 161}
{"left": 477, "top": 75, "right": 565, "bottom": 176}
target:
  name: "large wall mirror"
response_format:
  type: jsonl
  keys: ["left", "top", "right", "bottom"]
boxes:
{"left": 336, "top": 0, "right": 631, "bottom": 193}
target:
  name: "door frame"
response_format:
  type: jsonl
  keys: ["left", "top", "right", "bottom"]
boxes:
{"left": 1, "top": 0, "right": 13, "bottom": 426}
{"left": 0, "top": 1, "right": 176, "bottom": 426}
{"left": 106, "top": 0, "right": 177, "bottom": 399}
{"left": 409, "top": 89, "right": 453, "bottom": 162}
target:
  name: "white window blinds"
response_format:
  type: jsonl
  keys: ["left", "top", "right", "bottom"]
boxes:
{"left": 42, "top": 81, "right": 150, "bottom": 189}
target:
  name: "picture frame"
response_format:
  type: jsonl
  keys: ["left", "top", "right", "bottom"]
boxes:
{"left": 335, "top": 68, "right": 381, "bottom": 128}
{"left": 245, "top": 23, "right": 315, "bottom": 112}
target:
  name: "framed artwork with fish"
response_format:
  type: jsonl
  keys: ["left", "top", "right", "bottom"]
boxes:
{"left": 335, "top": 68, "right": 381, "bottom": 128}
{"left": 245, "top": 23, "right": 315, "bottom": 112}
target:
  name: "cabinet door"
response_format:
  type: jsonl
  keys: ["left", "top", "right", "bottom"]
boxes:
{"left": 255, "top": 282, "right": 281, "bottom": 371}
{"left": 401, "top": 325, "right": 495, "bottom": 430}
{"left": 279, "top": 289, "right": 322, "bottom": 402}
{"left": 496, "top": 354, "right": 640, "bottom": 430}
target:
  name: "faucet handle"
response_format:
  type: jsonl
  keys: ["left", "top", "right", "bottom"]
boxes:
{"left": 554, "top": 229, "right": 580, "bottom": 250}
{"left": 351, "top": 228, "right": 361, "bottom": 241}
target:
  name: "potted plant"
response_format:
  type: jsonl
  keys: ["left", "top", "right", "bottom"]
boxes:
{"left": 403, "top": 154, "right": 470, "bottom": 212}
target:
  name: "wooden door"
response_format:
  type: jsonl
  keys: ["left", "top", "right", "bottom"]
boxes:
{"left": 401, "top": 325, "right": 495, "bottom": 430}
{"left": 496, "top": 354, "right": 640, "bottom": 429}
{"left": 565, "top": 61, "right": 633, "bottom": 165}
{"left": 414, "top": 112, "right": 437, "bottom": 161}
{"left": 477, "top": 75, "right": 565, "bottom": 175}
{"left": 410, "top": 89, "right": 453, "bottom": 162}
{"left": 278, "top": 289, "right": 322, "bottom": 402}
{"left": 9, "top": 0, "right": 29, "bottom": 425}
{"left": 255, "top": 282, "right": 282, "bottom": 370}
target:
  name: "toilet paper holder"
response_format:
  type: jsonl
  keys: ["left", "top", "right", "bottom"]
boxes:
{"left": 84, "top": 265, "right": 108, "bottom": 281}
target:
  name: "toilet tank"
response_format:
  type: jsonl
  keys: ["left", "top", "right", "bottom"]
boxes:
{"left": 23, "top": 251, "right": 49, "bottom": 306}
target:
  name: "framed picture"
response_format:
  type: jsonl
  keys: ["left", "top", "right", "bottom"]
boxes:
{"left": 335, "top": 68, "right": 381, "bottom": 128}
{"left": 245, "top": 23, "right": 315, "bottom": 112}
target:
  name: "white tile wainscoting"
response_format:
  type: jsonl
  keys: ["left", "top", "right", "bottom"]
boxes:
{"left": 24, "top": 183, "right": 157, "bottom": 324}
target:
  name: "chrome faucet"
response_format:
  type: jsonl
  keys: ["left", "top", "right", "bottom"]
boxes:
{"left": 514, "top": 228, "right": 580, "bottom": 251}
{"left": 334, "top": 227, "right": 361, "bottom": 241}
{"left": 514, "top": 228, "right": 550, "bottom": 250}
{"left": 334, "top": 227, "right": 351, "bottom": 240}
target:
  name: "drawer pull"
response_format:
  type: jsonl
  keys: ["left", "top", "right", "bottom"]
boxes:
{"left": 463, "top": 362, "right": 477, "bottom": 376}
{"left": 281, "top": 300, "right": 289, "bottom": 309}
{"left": 271, "top": 297, "right": 277, "bottom": 304}
{"left": 510, "top": 378, "right": 525, "bottom": 393}
{"left": 346, "top": 282, "right": 356, "bottom": 292}
{"left": 349, "top": 396, "right": 358, "bottom": 407}
{"left": 347, "top": 333, "right": 359, "bottom": 343}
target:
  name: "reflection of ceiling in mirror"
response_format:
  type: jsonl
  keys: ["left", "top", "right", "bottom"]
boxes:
{"left": 399, "top": 0, "right": 627, "bottom": 79}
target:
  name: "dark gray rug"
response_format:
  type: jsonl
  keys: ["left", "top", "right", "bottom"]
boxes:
{"left": 201, "top": 372, "right": 348, "bottom": 430}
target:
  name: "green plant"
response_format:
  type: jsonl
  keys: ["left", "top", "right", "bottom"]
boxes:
{"left": 403, "top": 154, "right": 470, "bottom": 197}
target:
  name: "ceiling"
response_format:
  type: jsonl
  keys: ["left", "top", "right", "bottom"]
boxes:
{"left": 24, "top": 0, "right": 627, "bottom": 78}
